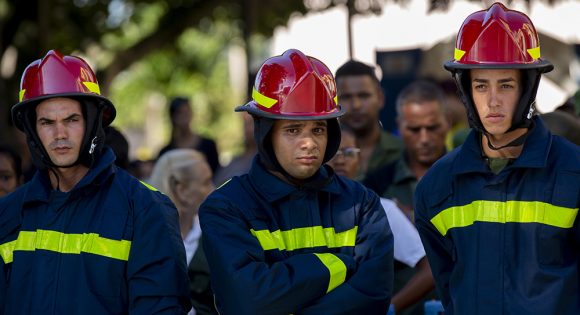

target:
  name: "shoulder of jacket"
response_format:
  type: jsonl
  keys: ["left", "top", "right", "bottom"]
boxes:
{"left": 550, "top": 136, "right": 580, "bottom": 169}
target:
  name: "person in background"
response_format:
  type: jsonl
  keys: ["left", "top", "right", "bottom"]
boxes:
{"left": 415, "top": 3, "right": 580, "bottom": 314}
{"left": 0, "top": 50, "right": 190, "bottom": 314}
{"left": 213, "top": 112, "right": 257, "bottom": 186}
{"left": 327, "top": 125, "right": 434, "bottom": 315}
{"left": 364, "top": 80, "right": 450, "bottom": 222}
{"left": 104, "top": 125, "right": 130, "bottom": 170}
{"left": 149, "top": 149, "right": 218, "bottom": 315}
{"left": 200, "top": 49, "right": 394, "bottom": 314}
{"left": 0, "top": 145, "right": 23, "bottom": 197}
{"left": 335, "top": 60, "right": 403, "bottom": 181}
{"left": 158, "top": 96, "right": 220, "bottom": 174}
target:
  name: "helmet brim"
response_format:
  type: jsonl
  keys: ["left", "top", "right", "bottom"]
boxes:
{"left": 444, "top": 59, "right": 554, "bottom": 74}
{"left": 12, "top": 93, "right": 116, "bottom": 131}
{"left": 235, "top": 101, "right": 345, "bottom": 121}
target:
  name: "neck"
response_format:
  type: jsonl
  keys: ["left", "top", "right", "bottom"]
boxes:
{"left": 406, "top": 157, "right": 432, "bottom": 180}
{"left": 49, "top": 165, "right": 90, "bottom": 192}
{"left": 481, "top": 128, "right": 527, "bottom": 158}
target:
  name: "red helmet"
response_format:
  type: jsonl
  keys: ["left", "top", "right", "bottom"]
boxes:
{"left": 444, "top": 3, "right": 553, "bottom": 134}
{"left": 236, "top": 49, "right": 344, "bottom": 120}
{"left": 445, "top": 2, "right": 552, "bottom": 72}
{"left": 12, "top": 50, "right": 116, "bottom": 131}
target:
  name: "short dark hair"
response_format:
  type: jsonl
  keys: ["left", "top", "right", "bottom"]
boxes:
{"left": 335, "top": 60, "right": 380, "bottom": 84}
{"left": 0, "top": 145, "right": 22, "bottom": 180}
{"left": 395, "top": 80, "right": 446, "bottom": 115}
{"left": 168, "top": 96, "right": 190, "bottom": 118}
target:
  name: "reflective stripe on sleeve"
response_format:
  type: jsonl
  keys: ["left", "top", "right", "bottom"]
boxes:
{"left": 250, "top": 226, "right": 357, "bottom": 251}
{"left": 0, "top": 229, "right": 131, "bottom": 264}
{"left": 431, "top": 200, "right": 578, "bottom": 236}
{"left": 313, "top": 253, "right": 347, "bottom": 293}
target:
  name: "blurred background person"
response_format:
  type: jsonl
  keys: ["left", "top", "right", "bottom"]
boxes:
{"left": 335, "top": 60, "right": 403, "bottom": 181}
{"left": 158, "top": 96, "right": 220, "bottom": 175}
{"left": 213, "top": 112, "right": 256, "bottom": 186}
{"left": 148, "top": 149, "right": 217, "bottom": 315}
{"left": 0, "top": 145, "right": 23, "bottom": 197}
{"left": 327, "top": 125, "right": 434, "bottom": 315}
{"left": 104, "top": 125, "right": 130, "bottom": 170}
{"left": 364, "top": 80, "right": 450, "bottom": 221}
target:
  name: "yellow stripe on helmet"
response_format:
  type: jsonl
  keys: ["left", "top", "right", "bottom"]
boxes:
{"left": 252, "top": 87, "right": 278, "bottom": 109}
{"left": 19, "top": 89, "right": 26, "bottom": 102}
{"left": 83, "top": 81, "right": 101, "bottom": 95}
{"left": 454, "top": 48, "right": 466, "bottom": 61}
{"left": 527, "top": 47, "right": 541, "bottom": 60}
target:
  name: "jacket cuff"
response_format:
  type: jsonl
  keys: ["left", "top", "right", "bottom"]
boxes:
{"left": 313, "top": 253, "right": 347, "bottom": 293}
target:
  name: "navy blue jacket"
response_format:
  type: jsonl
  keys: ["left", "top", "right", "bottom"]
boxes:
{"left": 415, "top": 118, "right": 580, "bottom": 315}
{"left": 0, "top": 148, "right": 191, "bottom": 314}
{"left": 199, "top": 158, "right": 394, "bottom": 315}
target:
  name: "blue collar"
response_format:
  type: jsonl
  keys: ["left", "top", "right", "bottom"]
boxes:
{"left": 22, "top": 147, "right": 117, "bottom": 204}
{"left": 452, "top": 117, "right": 552, "bottom": 175}
{"left": 248, "top": 156, "right": 342, "bottom": 203}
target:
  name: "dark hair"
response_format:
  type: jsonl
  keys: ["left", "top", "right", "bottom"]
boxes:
{"left": 104, "top": 126, "right": 130, "bottom": 169}
{"left": 168, "top": 96, "right": 190, "bottom": 118}
{"left": 0, "top": 145, "right": 22, "bottom": 180}
{"left": 395, "top": 80, "right": 447, "bottom": 115}
{"left": 335, "top": 60, "right": 380, "bottom": 84}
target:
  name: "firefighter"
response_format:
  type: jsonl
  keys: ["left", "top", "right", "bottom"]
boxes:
{"left": 199, "top": 49, "right": 394, "bottom": 314}
{"left": 414, "top": 3, "right": 580, "bottom": 314}
{"left": 0, "top": 50, "right": 191, "bottom": 314}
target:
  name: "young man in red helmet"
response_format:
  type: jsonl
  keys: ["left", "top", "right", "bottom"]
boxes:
{"left": 0, "top": 50, "right": 191, "bottom": 314}
{"left": 199, "top": 49, "right": 394, "bottom": 314}
{"left": 414, "top": 3, "right": 580, "bottom": 315}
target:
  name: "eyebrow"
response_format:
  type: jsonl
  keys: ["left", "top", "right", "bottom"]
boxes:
{"left": 472, "top": 78, "right": 517, "bottom": 83}
{"left": 37, "top": 113, "right": 82, "bottom": 123}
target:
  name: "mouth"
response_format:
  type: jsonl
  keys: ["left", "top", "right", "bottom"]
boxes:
{"left": 298, "top": 156, "right": 318, "bottom": 164}
{"left": 485, "top": 113, "right": 505, "bottom": 123}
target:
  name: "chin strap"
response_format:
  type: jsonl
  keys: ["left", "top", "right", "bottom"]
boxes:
{"left": 482, "top": 120, "right": 534, "bottom": 151}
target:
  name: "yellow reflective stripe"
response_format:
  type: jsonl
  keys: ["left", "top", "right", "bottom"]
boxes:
{"left": 19, "top": 89, "right": 26, "bottom": 102}
{"left": 333, "top": 95, "right": 338, "bottom": 105}
{"left": 454, "top": 48, "right": 466, "bottom": 61}
{"left": 0, "top": 239, "right": 16, "bottom": 264}
{"left": 82, "top": 81, "right": 101, "bottom": 95}
{"left": 431, "top": 200, "right": 578, "bottom": 236}
{"left": 252, "top": 87, "right": 278, "bottom": 108}
{"left": 140, "top": 180, "right": 158, "bottom": 191}
{"left": 314, "top": 253, "right": 347, "bottom": 293}
{"left": 0, "top": 230, "right": 131, "bottom": 264}
{"left": 527, "top": 47, "right": 541, "bottom": 60}
{"left": 250, "top": 226, "right": 357, "bottom": 251}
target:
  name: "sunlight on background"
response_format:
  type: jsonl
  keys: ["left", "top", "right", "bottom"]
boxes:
{"left": 273, "top": 0, "right": 580, "bottom": 113}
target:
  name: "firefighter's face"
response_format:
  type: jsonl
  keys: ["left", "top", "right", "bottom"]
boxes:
{"left": 36, "top": 97, "right": 86, "bottom": 168}
{"left": 470, "top": 68, "right": 522, "bottom": 139}
{"left": 271, "top": 119, "right": 327, "bottom": 180}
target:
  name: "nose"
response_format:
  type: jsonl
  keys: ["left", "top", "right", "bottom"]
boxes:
{"left": 418, "top": 128, "right": 430, "bottom": 144}
{"left": 299, "top": 134, "right": 318, "bottom": 151}
{"left": 55, "top": 122, "right": 67, "bottom": 140}
{"left": 489, "top": 87, "right": 501, "bottom": 108}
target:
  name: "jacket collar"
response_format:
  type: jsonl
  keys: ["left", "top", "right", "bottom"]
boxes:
{"left": 23, "top": 147, "right": 117, "bottom": 204}
{"left": 248, "top": 156, "right": 341, "bottom": 203}
{"left": 452, "top": 116, "right": 551, "bottom": 175}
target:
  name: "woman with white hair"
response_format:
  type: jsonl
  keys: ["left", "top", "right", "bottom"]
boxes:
{"left": 148, "top": 149, "right": 217, "bottom": 315}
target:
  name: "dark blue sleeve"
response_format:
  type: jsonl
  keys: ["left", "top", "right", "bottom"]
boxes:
{"left": 199, "top": 194, "right": 355, "bottom": 315}
{"left": 414, "top": 179, "right": 454, "bottom": 312}
{"left": 297, "top": 190, "right": 394, "bottom": 314}
{"left": 127, "top": 192, "right": 191, "bottom": 314}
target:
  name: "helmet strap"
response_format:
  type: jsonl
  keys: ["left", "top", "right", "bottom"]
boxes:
{"left": 481, "top": 119, "right": 534, "bottom": 152}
